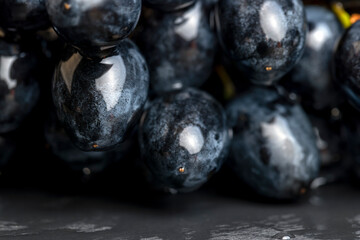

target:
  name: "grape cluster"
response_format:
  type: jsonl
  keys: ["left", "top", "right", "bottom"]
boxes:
{"left": 1, "top": 0, "right": 360, "bottom": 200}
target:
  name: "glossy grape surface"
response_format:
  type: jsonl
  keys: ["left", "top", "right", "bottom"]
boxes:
{"left": 139, "top": 88, "right": 229, "bottom": 193}
{"left": 52, "top": 39, "right": 149, "bottom": 151}
{"left": 140, "top": 1, "right": 216, "bottom": 94}
{"left": 45, "top": 113, "right": 133, "bottom": 173}
{"left": 215, "top": 0, "right": 306, "bottom": 85}
{"left": 46, "top": 0, "right": 141, "bottom": 56}
{"left": 285, "top": 6, "right": 343, "bottom": 110}
{"left": 334, "top": 21, "right": 360, "bottom": 110}
{"left": 227, "top": 87, "right": 320, "bottom": 199}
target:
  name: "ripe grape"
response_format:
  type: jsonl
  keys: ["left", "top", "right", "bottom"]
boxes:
{"left": 227, "top": 87, "right": 320, "bottom": 199}
{"left": 52, "top": 39, "right": 149, "bottom": 151}
{"left": 216, "top": 0, "right": 306, "bottom": 85}
{"left": 334, "top": 21, "right": 360, "bottom": 110}
{"left": 45, "top": 112, "right": 133, "bottom": 173}
{"left": 45, "top": 0, "right": 141, "bottom": 57}
{"left": 139, "top": 1, "right": 216, "bottom": 94}
{"left": 139, "top": 88, "right": 229, "bottom": 193}
{"left": 284, "top": 6, "right": 344, "bottom": 110}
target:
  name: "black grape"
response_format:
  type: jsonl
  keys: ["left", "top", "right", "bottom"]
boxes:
{"left": 52, "top": 40, "right": 149, "bottom": 151}
{"left": 139, "top": 88, "right": 230, "bottom": 193}
{"left": 227, "top": 87, "right": 320, "bottom": 199}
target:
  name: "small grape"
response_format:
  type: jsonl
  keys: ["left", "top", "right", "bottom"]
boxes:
{"left": 334, "top": 21, "right": 360, "bottom": 110}
{"left": 140, "top": 1, "right": 216, "bottom": 94}
{"left": 45, "top": 0, "right": 141, "bottom": 57}
{"left": 45, "top": 112, "right": 133, "bottom": 173}
{"left": 139, "top": 88, "right": 230, "bottom": 193}
{"left": 215, "top": 0, "right": 307, "bottom": 85}
{"left": 52, "top": 39, "right": 149, "bottom": 151}
{"left": 227, "top": 87, "right": 320, "bottom": 199}
{"left": 284, "top": 6, "right": 344, "bottom": 110}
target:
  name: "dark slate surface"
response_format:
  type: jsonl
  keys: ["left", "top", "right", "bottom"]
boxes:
{"left": 0, "top": 182, "right": 358, "bottom": 240}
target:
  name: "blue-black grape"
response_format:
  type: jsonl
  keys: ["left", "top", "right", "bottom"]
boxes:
{"left": 52, "top": 39, "right": 149, "bottom": 152}
{"left": 284, "top": 6, "right": 343, "bottom": 110}
{"left": 45, "top": 112, "right": 133, "bottom": 173}
{"left": 140, "top": 1, "right": 216, "bottom": 94}
{"left": 334, "top": 21, "right": 360, "bottom": 110}
{"left": 45, "top": 0, "right": 141, "bottom": 57}
{"left": 226, "top": 87, "right": 320, "bottom": 199}
{"left": 0, "top": 40, "right": 40, "bottom": 133}
{"left": 0, "top": 0, "right": 50, "bottom": 32}
{"left": 144, "top": 0, "right": 195, "bottom": 11}
{"left": 139, "top": 88, "right": 229, "bottom": 193}
{"left": 215, "top": 0, "right": 306, "bottom": 85}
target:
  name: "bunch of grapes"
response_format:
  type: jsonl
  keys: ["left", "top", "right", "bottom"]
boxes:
{"left": 0, "top": 0, "right": 359, "bottom": 200}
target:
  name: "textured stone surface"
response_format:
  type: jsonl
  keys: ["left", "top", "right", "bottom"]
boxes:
{"left": 52, "top": 39, "right": 149, "bottom": 151}
{"left": 226, "top": 87, "right": 320, "bottom": 199}
{"left": 139, "top": 88, "right": 229, "bottom": 192}
{"left": 216, "top": 0, "right": 306, "bottom": 85}
{"left": 140, "top": 1, "right": 216, "bottom": 95}
{"left": 0, "top": 183, "right": 358, "bottom": 239}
